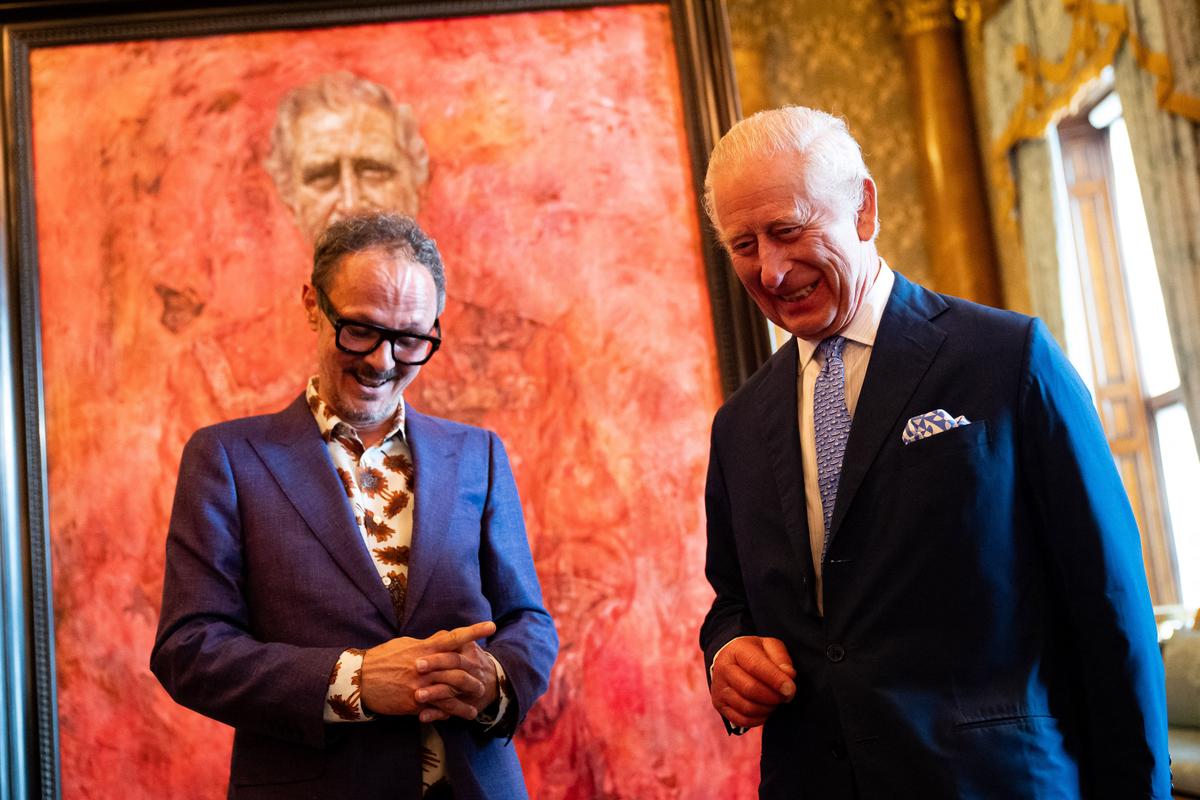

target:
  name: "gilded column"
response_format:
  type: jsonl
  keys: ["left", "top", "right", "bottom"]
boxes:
{"left": 894, "top": 0, "right": 1002, "bottom": 306}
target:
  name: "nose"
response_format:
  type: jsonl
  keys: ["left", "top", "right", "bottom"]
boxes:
{"left": 758, "top": 241, "right": 790, "bottom": 291}
{"left": 335, "top": 161, "right": 361, "bottom": 213}
{"left": 363, "top": 338, "right": 396, "bottom": 374}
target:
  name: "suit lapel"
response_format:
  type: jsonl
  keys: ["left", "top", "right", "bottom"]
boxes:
{"left": 828, "top": 273, "right": 948, "bottom": 540}
{"left": 250, "top": 394, "right": 397, "bottom": 626}
{"left": 401, "top": 405, "right": 466, "bottom": 626}
{"left": 753, "top": 339, "right": 818, "bottom": 613}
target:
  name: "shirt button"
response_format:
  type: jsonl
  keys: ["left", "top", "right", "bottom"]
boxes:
{"left": 825, "top": 644, "right": 845, "bottom": 662}
{"left": 383, "top": 576, "right": 393, "bottom": 586}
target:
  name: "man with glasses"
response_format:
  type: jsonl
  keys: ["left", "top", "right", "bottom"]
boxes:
{"left": 151, "top": 213, "right": 557, "bottom": 799}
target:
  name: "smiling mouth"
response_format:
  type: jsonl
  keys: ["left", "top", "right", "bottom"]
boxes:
{"left": 352, "top": 370, "right": 397, "bottom": 390}
{"left": 779, "top": 279, "right": 819, "bottom": 303}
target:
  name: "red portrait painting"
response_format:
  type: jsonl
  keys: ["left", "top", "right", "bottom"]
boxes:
{"left": 30, "top": 5, "right": 760, "bottom": 798}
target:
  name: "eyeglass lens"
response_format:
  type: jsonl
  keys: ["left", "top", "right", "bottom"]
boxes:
{"left": 336, "top": 323, "right": 435, "bottom": 362}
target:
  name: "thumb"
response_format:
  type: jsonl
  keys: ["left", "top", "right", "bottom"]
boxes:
{"left": 760, "top": 637, "right": 796, "bottom": 678}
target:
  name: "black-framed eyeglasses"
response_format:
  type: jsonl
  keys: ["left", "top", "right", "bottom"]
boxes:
{"left": 315, "top": 286, "right": 442, "bottom": 366}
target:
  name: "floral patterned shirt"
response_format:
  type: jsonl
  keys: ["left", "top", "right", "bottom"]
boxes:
{"left": 307, "top": 378, "right": 510, "bottom": 795}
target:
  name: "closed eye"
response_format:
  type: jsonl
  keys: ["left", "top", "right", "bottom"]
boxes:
{"left": 301, "top": 162, "right": 339, "bottom": 190}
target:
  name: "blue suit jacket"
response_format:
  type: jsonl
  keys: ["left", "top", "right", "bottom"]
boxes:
{"left": 700, "top": 273, "right": 1170, "bottom": 799}
{"left": 151, "top": 394, "right": 557, "bottom": 799}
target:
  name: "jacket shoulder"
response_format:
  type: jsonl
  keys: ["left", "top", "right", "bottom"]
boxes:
{"left": 711, "top": 339, "right": 795, "bottom": 432}
{"left": 183, "top": 394, "right": 311, "bottom": 452}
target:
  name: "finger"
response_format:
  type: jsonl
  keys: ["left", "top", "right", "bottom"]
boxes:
{"left": 415, "top": 651, "right": 466, "bottom": 674}
{"left": 415, "top": 673, "right": 485, "bottom": 703}
{"left": 760, "top": 638, "right": 797, "bottom": 680}
{"left": 418, "top": 707, "right": 449, "bottom": 723}
{"left": 734, "top": 645, "right": 795, "bottom": 699}
{"left": 720, "top": 705, "right": 769, "bottom": 729}
{"left": 714, "top": 684, "right": 778, "bottom": 719}
{"left": 428, "top": 621, "right": 497, "bottom": 652}
{"left": 719, "top": 664, "right": 789, "bottom": 706}
{"left": 427, "top": 696, "right": 479, "bottom": 721}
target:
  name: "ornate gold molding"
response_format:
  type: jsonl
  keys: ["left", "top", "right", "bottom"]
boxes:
{"left": 990, "top": 0, "right": 1200, "bottom": 256}
{"left": 889, "top": 0, "right": 959, "bottom": 37}
{"left": 958, "top": 0, "right": 1012, "bottom": 46}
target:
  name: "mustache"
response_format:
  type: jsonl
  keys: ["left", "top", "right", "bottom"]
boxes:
{"left": 351, "top": 365, "right": 400, "bottom": 384}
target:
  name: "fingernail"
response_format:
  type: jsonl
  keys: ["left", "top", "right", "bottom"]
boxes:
{"left": 781, "top": 681, "right": 795, "bottom": 697}
{"left": 416, "top": 658, "right": 427, "bottom": 671}
{"left": 419, "top": 711, "right": 431, "bottom": 722}
{"left": 415, "top": 689, "right": 427, "bottom": 702}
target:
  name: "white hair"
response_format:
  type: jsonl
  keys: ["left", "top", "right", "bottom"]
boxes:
{"left": 703, "top": 106, "right": 878, "bottom": 238}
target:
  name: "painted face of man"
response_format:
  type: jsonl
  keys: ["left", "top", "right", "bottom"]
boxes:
{"left": 303, "top": 247, "right": 438, "bottom": 442}
{"left": 287, "top": 103, "right": 420, "bottom": 243}
{"left": 710, "top": 152, "right": 878, "bottom": 341}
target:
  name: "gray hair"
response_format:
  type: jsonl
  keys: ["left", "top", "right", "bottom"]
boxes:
{"left": 703, "top": 106, "right": 878, "bottom": 238}
{"left": 313, "top": 213, "right": 446, "bottom": 315}
{"left": 265, "top": 72, "right": 430, "bottom": 204}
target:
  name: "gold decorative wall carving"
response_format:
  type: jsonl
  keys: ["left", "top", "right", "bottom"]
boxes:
{"left": 893, "top": 0, "right": 959, "bottom": 35}
{"left": 982, "top": 0, "right": 1200, "bottom": 247}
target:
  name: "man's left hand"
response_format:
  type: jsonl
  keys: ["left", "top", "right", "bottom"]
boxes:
{"left": 413, "top": 640, "right": 500, "bottom": 723}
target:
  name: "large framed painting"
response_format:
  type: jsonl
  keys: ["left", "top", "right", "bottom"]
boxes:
{"left": 0, "top": 1, "right": 770, "bottom": 797}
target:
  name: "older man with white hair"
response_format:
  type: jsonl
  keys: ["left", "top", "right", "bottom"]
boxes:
{"left": 698, "top": 106, "right": 1169, "bottom": 799}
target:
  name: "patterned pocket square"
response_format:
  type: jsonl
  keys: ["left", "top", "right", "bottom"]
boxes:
{"left": 902, "top": 409, "right": 970, "bottom": 445}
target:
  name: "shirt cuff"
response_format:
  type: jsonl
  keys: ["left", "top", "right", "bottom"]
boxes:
{"left": 474, "top": 651, "right": 512, "bottom": 731}
{"left": 324, "top": 648, "right": 373, "bottom": 723}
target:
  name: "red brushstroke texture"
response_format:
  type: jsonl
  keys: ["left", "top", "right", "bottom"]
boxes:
{"left": 32, "top": 7, "right": 761, "bottom": 799}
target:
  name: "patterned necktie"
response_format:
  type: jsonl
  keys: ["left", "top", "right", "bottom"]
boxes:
{"left": 814, "top": 336, "right": 851, "bottom": 559}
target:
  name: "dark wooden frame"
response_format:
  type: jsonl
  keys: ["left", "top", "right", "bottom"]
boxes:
{"left": 0, "top": 1, "right": 767, "bottom": 796}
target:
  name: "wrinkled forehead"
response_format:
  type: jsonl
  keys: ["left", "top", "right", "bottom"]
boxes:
{"left": 326, "top": 249, "right": 436, "bottom": 312}
{"left": 289, "top": 102, "right": 402, "bottom": 161}
{"left": 710, "top": 150, "right": 813, "bottom": 211}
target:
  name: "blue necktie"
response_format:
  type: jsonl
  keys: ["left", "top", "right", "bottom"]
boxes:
{"left": 814, "top": 336, "right": 851, "bottom": 560}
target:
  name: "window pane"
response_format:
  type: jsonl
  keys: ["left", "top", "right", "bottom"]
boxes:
{"left": 1155, "top": 402, "right": 1200, "bottom": 608}
{"left": 1108, "top": 117, "right": 1181, "bottom": 397}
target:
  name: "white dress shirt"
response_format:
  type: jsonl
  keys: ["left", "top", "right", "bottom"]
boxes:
{"left": 797, "top": 262, "right": 894, "bottom": 614}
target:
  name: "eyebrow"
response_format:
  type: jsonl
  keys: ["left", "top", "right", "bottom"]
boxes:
{"left": 352, "top": 158, "right": 397, "bottom": 175}
{"left": 301, "top": 162, "right": 339, "bottom": 183}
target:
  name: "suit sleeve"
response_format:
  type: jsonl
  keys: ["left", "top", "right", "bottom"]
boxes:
{"left": 698, "top": 417, "right": 758, "bottom": 735}
{"left": 477, "top": 431, "right": 558, "bottom": 736}
{"left": 1018, "top": 318, "right": 1171, "bottom": 798}
{"left": 150, "top": 428, "right": 344, "bottom": 749}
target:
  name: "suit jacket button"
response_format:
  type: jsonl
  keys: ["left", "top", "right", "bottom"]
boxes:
{"left": 825, "top": 644, "right": 845, "bottom": 662}
{"left": 829, "top": 740, "right": 847, "bottom": 760}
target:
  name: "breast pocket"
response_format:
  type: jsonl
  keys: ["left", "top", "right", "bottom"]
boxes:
{"left": 897, "top": 420, "right": 990, "bottom": 468}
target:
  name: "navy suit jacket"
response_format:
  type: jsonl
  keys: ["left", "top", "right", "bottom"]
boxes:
{"left": 151, "top": 394, "right": 557, "bottom": 799}
{"left": 700, "top": 273, "right": 1170, "bottom": 799}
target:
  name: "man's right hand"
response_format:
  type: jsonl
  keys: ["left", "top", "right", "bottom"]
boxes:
{"left": 360, "top": 621, "right": 496, "bottom": 719}
{"left": 709, "top": 636, "right": 796, "bottom": 728}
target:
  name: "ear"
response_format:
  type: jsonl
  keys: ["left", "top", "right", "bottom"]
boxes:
{"left": 301, "top": 284, "right": 319, "bottom": 330}
{"left": 855, "top": 177, "right": 877, "bottom": 242}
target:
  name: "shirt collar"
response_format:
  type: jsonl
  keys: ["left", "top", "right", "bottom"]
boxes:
{"left": 305, "top": 376, "right": 407, "bottom": 446}
{"left": 796, "top": 260, "right": 895, "bottom": 369}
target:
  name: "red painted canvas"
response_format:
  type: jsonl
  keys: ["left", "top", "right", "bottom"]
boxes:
{"left": 31, "top": 6, "right": 760, "bottom": 799}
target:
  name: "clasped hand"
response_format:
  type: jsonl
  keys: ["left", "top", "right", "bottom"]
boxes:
{"left": 361, "top": 620, "right": 500, "bottom": 723}
{"left": 709, "top": 636, "right": 796, "bottom": 728}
